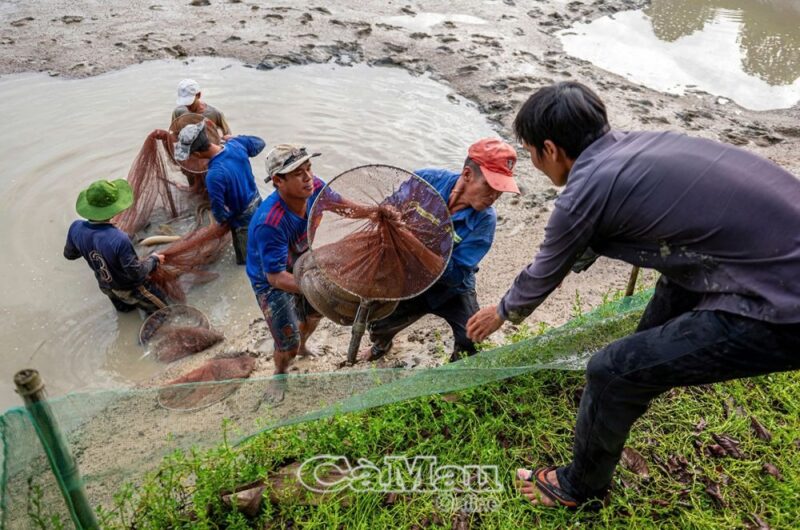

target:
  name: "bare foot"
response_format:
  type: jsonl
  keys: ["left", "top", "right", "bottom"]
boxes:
{"left": 358, "top": 346, "right": 375, "bottom": 362}
{"left": 515, "top": 468, "right": 557, "bottom": 507}
{"left": 299, "top": 345, "right": 316, "bottom": 358}
{"left": 359, "top": 343, "right": 391, "bottom": 362}
{"left": 259, "top": 378, "right": 287, "bottom": 407}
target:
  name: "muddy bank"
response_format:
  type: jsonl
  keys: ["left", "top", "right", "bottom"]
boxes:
{"left": 1, "top": 0, "right": 798, "bottom": 382}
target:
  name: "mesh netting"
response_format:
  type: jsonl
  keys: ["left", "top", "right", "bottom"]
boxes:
{"left": 158, "top": 355, "right": 257, "bottom": 412}
{"left": 309, "top": 165, "right": 454, "bottom": 301}
{"left": 0, "top": 290, "right": 651, "bottom": 528}
{"left": 139, "top": 305, "right": 223, "bottom": 363}
{"left": 110, "top": 114, "right": 231, "bottom": 302}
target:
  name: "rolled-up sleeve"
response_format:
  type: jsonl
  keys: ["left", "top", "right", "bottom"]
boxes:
{"left": 498, "top": 205, "right": 594, "bottom": 323}
{"left": 233, "top": 136, "right": 266, "bottom": 158}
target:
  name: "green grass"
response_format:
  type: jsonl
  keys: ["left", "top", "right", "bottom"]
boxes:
{"left": 89, "top": 290, "right": 799, "bottom": 529}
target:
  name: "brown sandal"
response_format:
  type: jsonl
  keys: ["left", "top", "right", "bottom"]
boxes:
{"left": 519, "top": 467, "right": 579, "bottom": 509}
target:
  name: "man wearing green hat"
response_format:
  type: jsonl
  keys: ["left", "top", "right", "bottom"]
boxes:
{"left": 64, "top": 179, "right": 169, "bottom": 314}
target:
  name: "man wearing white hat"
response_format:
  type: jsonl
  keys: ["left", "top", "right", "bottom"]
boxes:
{"left": 172, "top": 78, "right": 231, "bottom": 136}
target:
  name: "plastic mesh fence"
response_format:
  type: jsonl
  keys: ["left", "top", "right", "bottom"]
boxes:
{"left": 0, "top": 290, "right": 651, "bottom": 529}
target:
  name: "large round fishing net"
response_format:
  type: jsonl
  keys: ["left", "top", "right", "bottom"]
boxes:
{"left": 139, "top": 305, "right": 223, "bottom": 363}
{"left": 308, "top": 165, "right": 454, "bottom": 302}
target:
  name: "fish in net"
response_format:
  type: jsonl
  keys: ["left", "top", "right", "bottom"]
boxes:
{"left": 157, "top": 355, "right": 257, "bottom": 411}
{"left": 113, "top": 114, "right": 230, "bottom": 300}
{"left": 140, "top": 305, "right": 224, "bottom": 363}
{"left": 309, "top": 165, "right": 453, "bottom": 301}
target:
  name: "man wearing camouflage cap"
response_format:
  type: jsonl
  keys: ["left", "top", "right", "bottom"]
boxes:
{"left": 174, "top": 119, "right": 266, "bottom": 264}
{"left": 245, "top": 144, "right": 329, "bottom": 402}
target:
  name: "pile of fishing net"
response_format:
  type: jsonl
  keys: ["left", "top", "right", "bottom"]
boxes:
{"left": 113, "top": 113, "right": 230, "bottom": 301}
{"left": 157, "top": 354, "right": 257, "bottom": 411}
{"left": 139, "top": 305, "right": 224, "bottom": 363}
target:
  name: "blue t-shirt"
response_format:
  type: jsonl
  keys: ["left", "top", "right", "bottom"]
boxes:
{"left": 206, "top": 135, "right": 266, "bottom": 228}
{"left": 414, "top": 168, "right": 497, "bottom": 303}
{"left": 64, "top": 221, "right": 158, "bottom": 290}
{"left": 246, "top": 177, "right": 327, "bottom": 294}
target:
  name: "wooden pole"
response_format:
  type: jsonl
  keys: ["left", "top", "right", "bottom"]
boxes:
{"left": 14, "top": 369, "right": 98, "bottom": 530}
{"left": 625, "top": 266, "right": 640, "bottom": 297}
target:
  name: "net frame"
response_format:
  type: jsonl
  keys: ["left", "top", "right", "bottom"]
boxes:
{"left": 308, "top": 164, "right": 455, "bottom": 302}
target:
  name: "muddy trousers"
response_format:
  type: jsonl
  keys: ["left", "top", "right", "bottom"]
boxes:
{"left": 368, "top": 290, "right": 480, "bottom": 362}
{"left": 231, "top": 196, "right": 262, "bottom": 265}
{"left": 557, "top": 276, "right": 800, "bottom": 502}
{"left": 100, "top": 281, "right": 169, "bottom": 315}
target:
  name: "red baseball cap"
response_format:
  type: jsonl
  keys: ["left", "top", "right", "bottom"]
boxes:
{"left": 467, "top": 138, "right": 520, "bottom": 194}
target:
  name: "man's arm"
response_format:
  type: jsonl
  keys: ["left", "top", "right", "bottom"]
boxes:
{"left": 206, "top": 168, "right": 233, "bottom": 225}
{"left": 117, "top": 238, "right": 160, "bottom": 285}
{"left": 498, "top": 207, "right": 594, "bottom": 323}
{"left": 63, "top": 226, "right": 81, "bottom": 260}
{"left": 253, "top": 223, "right": 295, "bottom": 291}
{"left": 231, "top": 135, "right": 266, "bottom": 157}
{"left": 216, "top": 110, "right": 232, "bottom": 136}
{"left": 468, "top": 206, "right": 594, "bottom": 342}
{"left": 266, "top": 271, "right": 300, "bottom": 294}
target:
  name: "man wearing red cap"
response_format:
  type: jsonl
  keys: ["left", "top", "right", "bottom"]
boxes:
{"left": 361, "top": 138, "right": 519, "bottom": 363}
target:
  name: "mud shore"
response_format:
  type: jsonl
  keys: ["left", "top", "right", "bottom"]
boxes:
{"left": 2, "top": 0, "right": 798, "bottom": 380}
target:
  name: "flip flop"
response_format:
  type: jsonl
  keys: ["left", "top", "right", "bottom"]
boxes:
{"left": 518, "top": 466, "right": 579, "bottom": 509}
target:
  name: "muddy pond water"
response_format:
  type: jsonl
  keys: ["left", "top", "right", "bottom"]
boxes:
{"left": 0, "top": 57, "right": 495, "bottom": 411}
{"left": 560, "top": 0, "right": 800, "bottom": 110}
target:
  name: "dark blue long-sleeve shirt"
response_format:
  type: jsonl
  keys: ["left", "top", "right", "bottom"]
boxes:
{"left": 414, "top": 169, "right": 496, "bottom": 306}
{"left": 206, "top": 135, "right": 266, "bottom": 227}
{"left": 499, "top": 131, "right": 800, "bottom": 324}
{"left": 64, "top": 221, "right": 158, "bottom": 290}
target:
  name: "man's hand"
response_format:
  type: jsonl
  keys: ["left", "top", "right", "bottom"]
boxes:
{"left": 467, "top": 304, "right": 504, "bottom": 343}
{"left": 152, "top": 253, "right": 166, "bottom": 265}
{"left": 222, "top": 134, "right": 233, "bottom": 141}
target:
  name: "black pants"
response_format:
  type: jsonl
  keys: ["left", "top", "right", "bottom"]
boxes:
{"left": 368, "top": 290, "right": 480, "bottom": 362}
{"left": 557, "top": 276, "right": 800, "bottom": 501}
{"left": 100, "top": 280, "right": 169, "bottom": 315}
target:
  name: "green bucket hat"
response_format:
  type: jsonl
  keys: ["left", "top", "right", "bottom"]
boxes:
{"left": 75, "top": 179, "right": 134, "bottom": 220}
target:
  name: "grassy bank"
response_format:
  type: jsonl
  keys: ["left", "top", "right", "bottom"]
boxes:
{"left": 83, "top": 300, "right": 799, "bottom": 529}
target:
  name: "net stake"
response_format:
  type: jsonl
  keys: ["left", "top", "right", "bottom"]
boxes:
{"left": 14, "top": 369, "right": 99, "bottom": 530}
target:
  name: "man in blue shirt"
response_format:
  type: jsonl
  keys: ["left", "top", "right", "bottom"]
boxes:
{"left": 174, "top": 120, "right": 266, "bottom": 264}
{"left": 246, "top": 144, "right": 329, "bottom": 402}
{"left": 64, "top": 179, "right": 168, "bottom": 314}
{"left": 361, "top": 138, "right": 520, "bottom": 363}
{"left": 468, "top": 82, "right": 800, "bottom": 510}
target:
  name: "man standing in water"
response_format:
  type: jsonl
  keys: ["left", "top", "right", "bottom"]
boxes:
{"left": 468, "top": 81, "right": 800, "bottom": 509}
{"left": 361, "top": 138, "right": 520, "bottom": 363}
{"left": 64, "top": 179, "right": 168, "bottom": 314}
{"left": 174, "top": 120, "right": 266, "bottom": 264}
{"left": 246, "top": 144, "right": 327, "bottom": 403}
{"left": 172, "top": 78, "right": 232, "bottom": 136}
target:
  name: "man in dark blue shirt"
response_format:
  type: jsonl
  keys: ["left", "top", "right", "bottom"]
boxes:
{"left": 246, "top": 144, "right": 330, "bottom": 403}
{"left": 174, "top": 119, "right": 266, "bottom": 264}
{"left": 468, "top": 82, "right": 800, "bottom": 509}
{"left": 64, "top": 179, "right": 168, "bottom": 314}
{"left": 361, "top": 138, "right": 520, "bottom": 363}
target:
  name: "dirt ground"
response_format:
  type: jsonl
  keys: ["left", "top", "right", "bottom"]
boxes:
{"left": 2, "top": 0, "right": 798, "bottom": 380}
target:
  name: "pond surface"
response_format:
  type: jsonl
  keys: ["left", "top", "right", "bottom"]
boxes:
{"left": 0, "top": 57, "right": 495, "bottom": 411}
{"left": 559, "top": 0, "right": 800, "bottom": 110}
